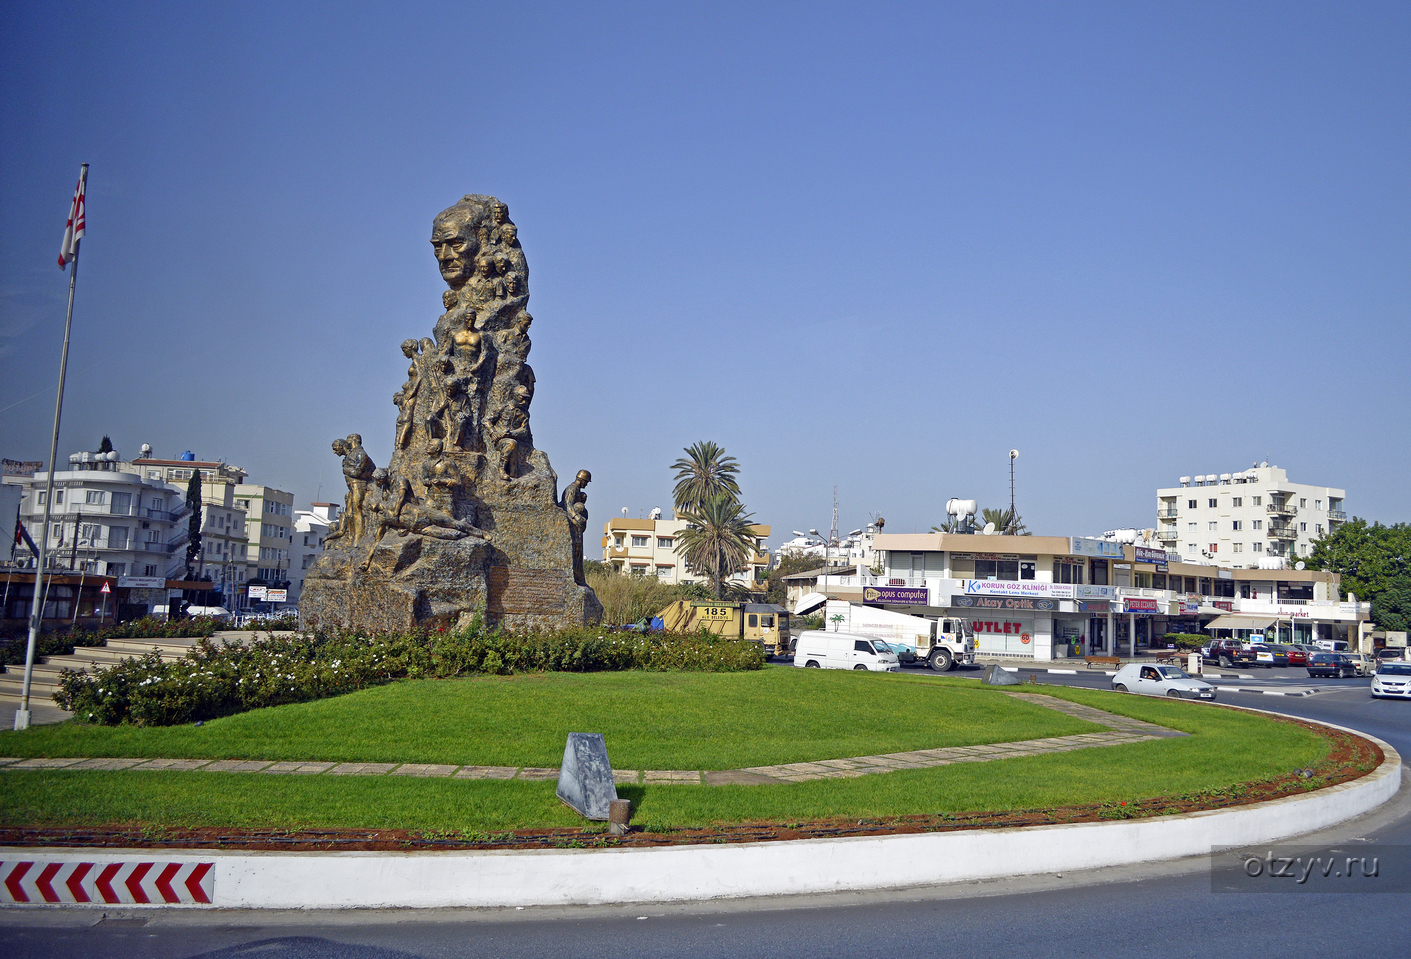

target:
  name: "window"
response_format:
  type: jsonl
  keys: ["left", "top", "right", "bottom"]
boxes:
{"left": 1253, "top": 519, "right": 1262, "bottom": 530}
{"left": 1231, "top": 520, "right": 1242, "bottom": 531}
{"left": 1315, "top": 500, "right": 1322, "bottom": 510}
{"left": 748, "top": 614, "right": 758, "bottom": 628}
{"left": 1188, "top": 499, "right": 1197, "bottom": 509}
{"left": 143, "top": 565, "right": 158, "bottom": 577}
{"left": 630, "top": 564, "right": 648, "bottom": 574}
{"left": 80, "top": 523, "right": 101, "bottom": 540}
{"left": 107, "top": 526, "right": 128, "bottom": 549}
{"left": 1187, "top": 522, "right": 1197, "bottom": 532}
{"left": 1253, "top": 496, "right": 1262, "bottom": 506}
{"left": 1233, "top": 543, "right": 1243, "bottom": 553}
{"left": 1209, "top": 543, "right": 1218, "bottom": 553}
{"left": 1300, "top": 543, "right": 1309, "bottom": 555}
{"left": 631, "top": 535, "right": 649, "bottom": 547}
{"left": 613, "top": 535, "right": 623, "bottom": 547}
{"left": 657, "top": 537, "right": 674, "bottom": 548}
{"left": 110, "top": 491, "right": 131, "bottom": 514}
{"left": 854, "top": 640, "right": 874, "bottom": 653}
{"left": 85, "top": 489, "right": 104, "bottom": 504}
{"left": 1254, "top": 543, "right": 1263, "bottom": 552}
{"left": 1300, "top": 498, "right": 1306, "bottom": 507}
{"left": 1208, "top": 521, "right": 1217, "bottom": 531}
{"left": 1019, "top": 560, "right": 1036, "bottom": 580}
{"left": 1300, "top": 522, "right": 1307, "bottom": 532}
{"left": 974, "top": 559, "right": 1019, "bottom": 580}
{"left": 1052, "top": 560, "right": 1084, "bottom": 584}
{"left": 1187, "top": 544, "right": 1197, "bottom": 553}
{"left": 1208, "top": 498, "right": 1217, "bottom": 508}
{"left": 36, "top": 491, "right": 46, "bottom": 505}
{"left": 107, "top": 562, "right": 126, "bottom": 576}
{"left": 655, "top": 565, "right": 672, "bottom": 577}
{"left": 1232, "top": 497, "right": 1242, "bottom": 507}
{"left": 1316, "top": 524, "right": 1324, "bottom": 535}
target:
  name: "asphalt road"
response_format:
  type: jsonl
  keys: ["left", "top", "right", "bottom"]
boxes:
{"left": 3, "top": 669, "right": 1408, "bottom": 959}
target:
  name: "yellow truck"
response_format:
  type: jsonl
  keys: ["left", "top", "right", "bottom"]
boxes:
{"left": 656, "top": 600, "right": 793, "bottom": 657}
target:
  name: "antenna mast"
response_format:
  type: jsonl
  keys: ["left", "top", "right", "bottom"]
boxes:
{"left": 830, "top": 486, "right": 839, "bottom": 547}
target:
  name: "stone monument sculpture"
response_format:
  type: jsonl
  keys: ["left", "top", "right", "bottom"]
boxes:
{"left": 301, "top": 195, "right": 602, "bottom": 631}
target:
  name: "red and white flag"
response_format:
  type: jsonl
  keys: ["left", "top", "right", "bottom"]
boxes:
{"left": 57, "top": 165, "right": 87, "bottom": 269}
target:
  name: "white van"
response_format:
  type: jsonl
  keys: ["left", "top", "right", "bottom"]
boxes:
{"left": 792, "top": 631, "right": 900, "bottom": 672}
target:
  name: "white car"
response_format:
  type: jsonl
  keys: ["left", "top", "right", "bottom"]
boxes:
{"left": 793, "top": 631, "right": 901, "bottom": 672}
{"left": 1112, "top": 663, "right": 1216, "bottom": 700}
{"left": 1346, "top": 652, "right": 1378, "bottom": 677}
{"left": 1370, "top": 662, "right": 1411, "bottom": 699}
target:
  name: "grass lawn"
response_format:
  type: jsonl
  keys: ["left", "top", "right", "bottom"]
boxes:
{"left": 0, "top": 668, "right": 1102, "bottom": 769}
{"left": 0, "top": 674, "right": 1331, "bottom": 833}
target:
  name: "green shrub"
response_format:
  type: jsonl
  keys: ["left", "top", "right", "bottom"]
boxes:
{"left": 53, "top": 621, "right": 765, "bottom": 727}
{"left": 1162, "top": 633, "right": 1208, "bottom": 650}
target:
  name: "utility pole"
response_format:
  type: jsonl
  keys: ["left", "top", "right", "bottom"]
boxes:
{"left": 1008, "top": 450, "right": 1019, "bottom": 531}
{"left": 830, "top": 486, "right": 839, "bottom": 547}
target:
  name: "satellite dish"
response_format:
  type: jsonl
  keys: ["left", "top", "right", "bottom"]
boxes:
{"left": 1296, "top": 561, "right": 1306, "bottom": 570}
{"left": 1009, "top": 449, "right": 1019, "bottom": 459}
{"left": 982, "top": 522, "right": 996, "bottom": 535}
{"left": 620, "top": 507, "right": 628, "bottom": 516}
{"left": 649, "top": 507, "right": 662, "bottom": 520}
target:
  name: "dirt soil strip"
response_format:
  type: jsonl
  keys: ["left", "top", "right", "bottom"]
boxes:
{"left": 0, "top": 713, "right": 1379, "bottom": 853}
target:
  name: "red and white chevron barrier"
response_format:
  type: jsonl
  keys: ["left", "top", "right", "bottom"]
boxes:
{"left": 0, "top": 861, "right": 213, "bottom": 905}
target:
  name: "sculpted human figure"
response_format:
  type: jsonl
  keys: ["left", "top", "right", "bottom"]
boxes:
{"left": 333, "top": 434, "right": 375, "bottom": 542}
{"left": 444, "top": 329, "right": 490, "bottom": 451}
{"left": 393, "top": 339, "right": 422, "bottom": 449}
{"left": 430, "top": 209, "right": 477, "bottom": 292}
{"left": 560, "top": 469, "right": 591, "bottom": 585}
{"left": 412, "top": 336, "right": 452, "bottom": 442}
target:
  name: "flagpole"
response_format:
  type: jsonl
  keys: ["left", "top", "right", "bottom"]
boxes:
{"left": 16, "top": 163, "right": 86, "bottom": 732}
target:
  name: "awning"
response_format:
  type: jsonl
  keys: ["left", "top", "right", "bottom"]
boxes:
{"left": 1205, "top": 615, "right": 1276, "bottom": 631}
{"left": 794, "top": 591, "right": 828, "bottom": 616}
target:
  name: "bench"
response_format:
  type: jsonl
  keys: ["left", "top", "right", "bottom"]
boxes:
{"left": 1084, "top": 656, "right": 1122, "bottom": 669}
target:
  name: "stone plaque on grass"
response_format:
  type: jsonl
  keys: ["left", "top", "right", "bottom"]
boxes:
{"left": 556, "top": 732, "right": 618, "bottom": 820}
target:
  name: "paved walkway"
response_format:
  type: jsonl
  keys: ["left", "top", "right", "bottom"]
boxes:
{"left": 0, "top": 693, "right": 1185, "bottom": 787}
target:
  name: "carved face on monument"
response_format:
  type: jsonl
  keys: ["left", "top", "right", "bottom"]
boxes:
{"left": 431, "top": 214, "right": 477, "bottom": 288}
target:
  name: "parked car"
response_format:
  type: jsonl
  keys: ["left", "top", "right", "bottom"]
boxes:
{"left": 1265, "top": 643, "right": 1307, "bottom": 667}
{"left": 1375, "top": 647, "right": 1406, "bottom": 662}
{"left": 1247, "top": 644, "right": 1288, "bottom": 668}
{"left": 1345, "top": 652, "right": 1378, "bottom": 677}
{"left": 793, "top": 631, "right": 901, "bottom": 672}
{"left": 1202, "top": 641, "right": 1257, "bottom": 669}
{"left": 1307, "top": 653, "right": 1356, "bottom": 679}
{"left": 1112, "top": 663, "right": 1216, "bottom": 700}
{"left": 1370, "top": 661, "right": 1411, "bottom": 699}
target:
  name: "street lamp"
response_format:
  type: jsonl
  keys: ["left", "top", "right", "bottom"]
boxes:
{"left": 1009, "top": 449, "right": 1019, "bottom": 529}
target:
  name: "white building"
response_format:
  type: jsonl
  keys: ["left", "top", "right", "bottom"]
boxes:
{"left": 777, "top": 521, "right": 881, "bottom": 568}
{"left": 289, "top": 502, "right": 339, "bottom": 604}
{"left": 234, "top": 484, "right": 296, "bottom": 587}
{"left": 2, "top": 447, "right": 187, "bottom": 581}
{"left": 1156, "top": 465, "right": 1346, "bottom": 566}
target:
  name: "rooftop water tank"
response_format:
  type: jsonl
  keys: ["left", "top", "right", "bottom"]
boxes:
{"left": 180, "top": 451, "right": 195, "bottom": 461}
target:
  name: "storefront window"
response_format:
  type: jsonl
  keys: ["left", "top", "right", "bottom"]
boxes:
{"left": 975, "top": 559, "right": 1019, "bottom": 580}
{"left": 1091, "top": 560, "right": 1108, "bottom": 585}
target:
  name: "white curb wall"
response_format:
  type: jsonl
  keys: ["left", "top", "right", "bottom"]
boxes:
{"left": 1, "top": 723, "right": 1400, "bottom": 910}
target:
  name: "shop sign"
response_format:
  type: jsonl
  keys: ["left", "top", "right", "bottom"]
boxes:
{"left": 963, "top": 581, "right": 1073, "bottom": 599}
{"left": 118, "top": 575, "right": 165, "bottom": 589}
{"left": 266, "top": 589, "right": 288, "bottom": 603}
{"left": 953, "top": 596, "right": 1054, "bottom": 611}
{"left": 1134, "top": 546, "right": 1167, "bottom": 564}
{"left": 1070, "top": 538, "right": 1124, "bottom": 558}
{"left": 863, "top": 586, "right": 929, "bottom": 605}
{"left": 1073, "top": 584, "right": 1116, "bottom": 600}
{"left": 1078, "top": 601, "right": 1110, "bottom": 613}
{"left": 949, "top": 553, "right": 973, "bottom": 560}
{"left": 970, "top": 620, "right": 1028, "bottom": 635}
{"left": 974, "top": 553, "right": 1020, "bottom": 561}
{"left": 1213, "top": 601, "right": 1233, "bottom": 611}
{"left": 247, "top": 585, "right": 267, "bottom": 600}
{"left": 1123, "top": 598, "right": 1160, "bottom": 614}
{"left": 1180, "top": 602, "right": 1200, "bottom": 615}
{"left": 1155, "top": 563, "right": 1168, "bottom": 572}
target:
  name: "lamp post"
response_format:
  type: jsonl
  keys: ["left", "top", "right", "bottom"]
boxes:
{"left": 1008, "top": 449, "right": 1019, "bottom": 530}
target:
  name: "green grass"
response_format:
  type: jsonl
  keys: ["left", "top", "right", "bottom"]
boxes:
{"left": 0, "top": 675, "right": 1331, "bottom": 833}
{"left": 0, "top": 669, "right": 1101, "bottom": 769}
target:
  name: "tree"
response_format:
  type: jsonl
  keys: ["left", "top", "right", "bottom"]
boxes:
{"left": 981, "top": 507, "right": 1029, "bottom": 535}
{"left": 670, "top": 441, "right": 741, "bottom": 516}
{"left": 762, "top": 552, "right": 832, "bottom": 606}
{"left": 1303, "top": 518, "right": 1411, "bottom": 629}
{"left": 184, "top": 472, "right": 203, "bottom": 579}
{"left": 97, "top": 435, "right": 113, "bottom": 454}
{"left": 676, "top": 493, "right": 758, "bottom": 599}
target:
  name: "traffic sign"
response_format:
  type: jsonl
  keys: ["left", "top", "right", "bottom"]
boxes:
{"left": 100, "top": 582, "right": 111, "bottom": 594}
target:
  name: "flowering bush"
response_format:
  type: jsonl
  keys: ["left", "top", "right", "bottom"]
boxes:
{"left": 54, "top": 620, "right": 765, "bottom": 726}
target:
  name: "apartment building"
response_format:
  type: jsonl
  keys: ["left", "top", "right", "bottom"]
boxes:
{"left": 601, "top": 515, "right": 771, "bottom": 587}
{"left": 235, "top": 484, "right": 296, "bottom": 585}
{"left": 1156, "top": 465, "right": 1346, "bottom": 564}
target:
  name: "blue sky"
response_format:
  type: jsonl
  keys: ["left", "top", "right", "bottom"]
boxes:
{"left": 3, "top": 1, "right": 1408, "bottom": 544}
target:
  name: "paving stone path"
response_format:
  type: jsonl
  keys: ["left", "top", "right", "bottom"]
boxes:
{"left": 0, "top": 693, "right": 1185, "bottom": 787}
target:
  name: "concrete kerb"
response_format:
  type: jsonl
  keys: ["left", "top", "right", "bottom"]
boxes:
{"left": 0, "top": 711, "right": 1398, "bottom": 911}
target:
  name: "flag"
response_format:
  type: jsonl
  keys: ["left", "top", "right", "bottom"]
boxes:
{"left": 58, "top": 166, "right": 87, "bottom": 269}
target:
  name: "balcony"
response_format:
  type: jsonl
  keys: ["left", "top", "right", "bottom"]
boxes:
{"left": 141, "top": 541, "right": 166, "bottom": 553}
{"left": 1156, "top": 527, "right": 1178, "bottom": 542}
{"left": 1328, "top": 510, "right": 1347, "bottom": 523}
{"left": 1157, "top": 507, "right": 1178, "bottom": 519}
{"left": 1267, "top": 525, "right": 1297, "bottom": 540}
{"left": 1266, "top": 502, "right": 1297, "bottom": 517}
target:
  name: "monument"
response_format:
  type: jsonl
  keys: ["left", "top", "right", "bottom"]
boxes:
{"left": 300, "top": 195, "right": 602, "bottom": 631}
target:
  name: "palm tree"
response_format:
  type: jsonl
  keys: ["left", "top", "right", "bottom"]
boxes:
{"left": 981, "top": 507, "right": 1028, "bottom": 536}
{"left": 676, "top": 493, "right": 758, "bottom": 598}
{"left": 670, "top": 441, "right": 741, "bottom": 515}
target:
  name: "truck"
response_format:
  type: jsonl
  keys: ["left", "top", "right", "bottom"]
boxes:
{"left": 822, "top": 600, "right": 974, "bottom": 671}
{"left": 1201, "top": 640, "right": 1258, "bottom": 669}
{"left": 656, "top": 600, "right": 792, "bottom": 657}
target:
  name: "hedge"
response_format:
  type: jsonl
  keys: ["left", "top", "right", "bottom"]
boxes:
{"left": 53, "top": 621, "right": 766, "bottom": 727}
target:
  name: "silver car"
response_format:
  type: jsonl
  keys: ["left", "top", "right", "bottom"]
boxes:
{"left": 1113, "top": 663, "right": 1216, "bottom": 699}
